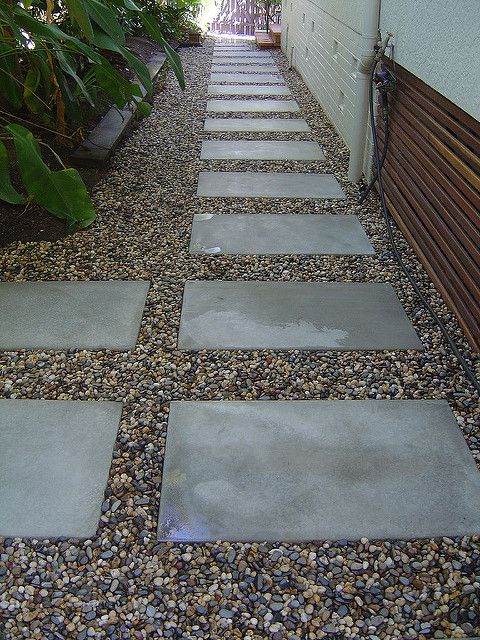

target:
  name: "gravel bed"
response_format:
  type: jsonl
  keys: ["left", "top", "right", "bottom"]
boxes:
{"left": 0, "top": 37, "right": 479, "bottom": 640}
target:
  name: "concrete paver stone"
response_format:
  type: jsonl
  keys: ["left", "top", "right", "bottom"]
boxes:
{"left": 0, "top": 399, "right": 122, "bottom": 538}
{"left": 207, "top": 99, "right": 300, "bottom": 113}
{"left": 208, "top": 84, "right": 291, "bottom": 96}
{"left": 177, "top": 280, "right": 423, "bottom": 350}
{"left": 197, "top": 171, "right": 345, "bottom": 199}
{"left": 189, "top": 214, "right": 374, "bottom": 255}
{"left": 200, "top": 140, "right": 324, "bottom": 161}
{"left": 204, "top": 118, "right": 310, "bottom": 132}
{"left": 157, "top": 400, "right": 480, "bottom": 541}
{"left": 0, "top": 280, "right": 149, "bottom": 350}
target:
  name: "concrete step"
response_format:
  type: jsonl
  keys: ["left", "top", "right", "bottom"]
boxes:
{"left": 177, "top": 280, "right": 423, "bottom": 350}
{"left": 189, "top": 214, "right": 374, "bottom": 255}
{"left": 197, "top": 171, "right": 345, "bottom": 199}
{"left": 157, "top": 400, "right": 480, "bottom": 542}
{"left": 204, "top": 117, "right": 310, "bottom": 132}
{"left": 210, "top": 73, "right": 284, "bottom": 84}
{"left": 0, "top": 399, "right": 122, "bottom": 538}
{"left": 207, "top": 99, "right": 300, "bottom": 113}
{"left": 200, "top": 140, "right": 324, "bottom": 161}
{"left": 0, "top": 281, "right": 149, "bottom": 350}
{"left": 208, "top": 84, "right": 291, "bottom": 96}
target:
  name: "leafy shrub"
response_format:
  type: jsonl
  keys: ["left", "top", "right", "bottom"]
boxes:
{"left": 0, "top": 0, "right": 186, "bottom": 231}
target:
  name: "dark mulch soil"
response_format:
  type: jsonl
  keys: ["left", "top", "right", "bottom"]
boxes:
{"left": 0, "top": 36, "right": 164, "bottom": 249}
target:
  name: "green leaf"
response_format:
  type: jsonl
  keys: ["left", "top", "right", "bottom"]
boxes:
{"left": 162, "top": 39, "right": 185, "bottom": 91}
{"left": 30, "top": 168, "right": 96, "bottom": 230}
{"left": 5, "top": 124, "right": 96, "bottom": 229}
{"left": 0, "top": 42, "right": 23, "bottom": 110}
{"left": 23, "top": 64, "right": 44, "bottom": 114}
{"left": 56, "top": 49, "right": 94, "bottom": 106}
{"left": 137, "top": 100, "right": 151, "bottom": 117}
{"left": 140, "top": 13, "right": 185, "bottom": 90}
{"left": 12, "top": 6, "right": 103, "bottom": 64}
{"left": 63, "top": 0, "right": 94, "bottom": 41}
{"left": 94, "top": 59, "right": 141, "bottom": 107}
{"left": 83, "top": 0, "right": 125, "bottom": 45}
{"left": 0, "top": 141, "right": 24, "bottom": 205}
{"left": 92, "top": 29, "right": 152, "bottom": 94}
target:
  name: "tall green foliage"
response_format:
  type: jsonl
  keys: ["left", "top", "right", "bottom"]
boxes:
{"left": 0, "top": 0, "right": 187, "bottom": 231}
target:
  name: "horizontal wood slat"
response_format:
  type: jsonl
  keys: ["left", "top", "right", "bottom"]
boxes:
{"left": 378, "top": 61, "right": 480, "bottom": 351}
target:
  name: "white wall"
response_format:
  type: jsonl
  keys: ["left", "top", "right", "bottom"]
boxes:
{"left": 281, "top": 0, "right": 380, "bottom": 180}
{"left": 380, "top": 0, "right": 480, "bottom": 121}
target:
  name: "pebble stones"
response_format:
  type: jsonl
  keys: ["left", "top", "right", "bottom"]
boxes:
{"left": 0, "top": 37, "right": 479, "bottom": 640}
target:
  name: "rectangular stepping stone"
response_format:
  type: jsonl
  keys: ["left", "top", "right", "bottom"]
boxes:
{"left": 208, "top": 84, "right": 290, "bottom": 96}
{"left": 214, "top": 47, "right": 253, "bottom": 52}
{"left": 213, "top": 57, "right": 276, "bottom": 65}
{"left": 197, "top": 171, "right": 345, "bottom": 199}
{"left": 207, "top": 99, "right": 300, "bottom": 113}
{"left": 213, "top": 51, "right": 272, "bottom": 57}
{"left": 190, "top": 214, "right": 373, "bottom": 255}
{"left": 200, "top": 141, "right": 324, "bottom": 161}
{"left": 177, "top": 281, "right": 422, "bottom": 350}
{"left": 204, "top": 118, "right": 311, "bottom": 132}
{"left": 212, "top": 65, "right": 279, "bottom": 73}
{"left": 0, "top": 399, "right": 122, "bottom": 538}
{"left": 0, "top": 280, "right": 149, "bottom": 350}
{"left": 157, "top": 400, "right": 480, "bottom": 541}
{"left": 210, "top": 73, "right": 284, "bottom": 84}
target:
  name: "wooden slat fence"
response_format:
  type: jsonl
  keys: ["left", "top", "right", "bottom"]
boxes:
{"left": 377, "top": 61, "right": 480, "bottom": 351}
{"left": 210, "top": 0, "right": 281, "bottom": 35}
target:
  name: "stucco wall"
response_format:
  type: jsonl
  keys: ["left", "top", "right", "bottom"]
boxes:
{"left": 380, "top": 0, "right": 480, "bottom": 121}
{"left": 281, "top": 0, "right": 379, "bottom": 178}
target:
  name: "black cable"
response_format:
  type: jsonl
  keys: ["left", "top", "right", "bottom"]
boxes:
{"left": 368, "top": 60, "right": 480, "bottom": 394}
{"left": 358, "top": 108, "right": 389, "bottom": 205}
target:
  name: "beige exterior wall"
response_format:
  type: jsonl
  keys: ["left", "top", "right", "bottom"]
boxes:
{"left": 281, "top": 0, "right": 380, "bottom": 179}
{"left": 380, "top": 0, "right": 480, "bottom": 121}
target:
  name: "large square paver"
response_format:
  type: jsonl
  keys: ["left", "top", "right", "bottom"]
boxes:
{"left": 212, "top": 65, "right": 279, "bottom": 73}
{"left": 208, "top": 84, "right": 290, "bottom": 96}
{"left": 200, "top": 141, "right": 324, "bottom": 161}
{"left": 190, "top": 214, "right": 373, "bottom": 255}
{"left": 0, "top": 399, "right": 122, "bottom": 538}
{"left": 177, "top": 281, "right": 422, "bottom": 350}
{"left": 157, "top": 400, "right": 480, "bottom": 542}
{"left": 213, "top": 51, "right": 272, "bottom": 58}
{"left": 213, "top": 57, "right": 276, "bottom": 65}
{"left": 207, "top": 99, "right": 300, "bottom": 113}
{"left": 0, "top": 280, "right": 149, "bottom": 350}
{"left": 210, "top": 73, "right": 284, "bottom": 83}
{"left": 204, "top": 118, "right": 311, "bottom": 132}
{"left": 197, "top": 172, "right": 345, "bottom": 199}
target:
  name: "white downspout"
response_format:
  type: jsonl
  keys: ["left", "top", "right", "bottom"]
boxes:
{"left": 347, "top": 0, "right": 381, "bottom": 182}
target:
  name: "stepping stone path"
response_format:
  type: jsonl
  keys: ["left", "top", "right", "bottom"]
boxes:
{"left": 0, "top": 400, "right": 122, "bottom": 538}
{"left": 204, "top": 117, "right": 311, "bottom": 132}
{"left": 177, "top": 281, "right": 423, "bottom": 350}
{"left": 157, "top": 400, "right": 480, "bottom": 542}
{"left": 158, "top": 40, "right": 480, "bottom": 542}
{"left": 3, "top": 40, "right": 479, "bottom": 545}
{"left": 0, "top": 280, "right": 149, "bottom": 350}
{"left": 200, "top": 140, "right": 325, "bottom": 160}
{"left": 189, "top": 214, "right": 374, "bottom": 255}
{"left": 207, "top": 99, "right": 300, "bottom": 112}
{"left": 197, "top": 171, "right": 345, "bottom": 199}
{"left": 208, "top": 84, "right": 291, "bottom": 96}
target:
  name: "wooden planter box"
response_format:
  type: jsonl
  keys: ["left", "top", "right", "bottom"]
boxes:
{"left": 188, "top": 31, "right": 202, "bottom": 46}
